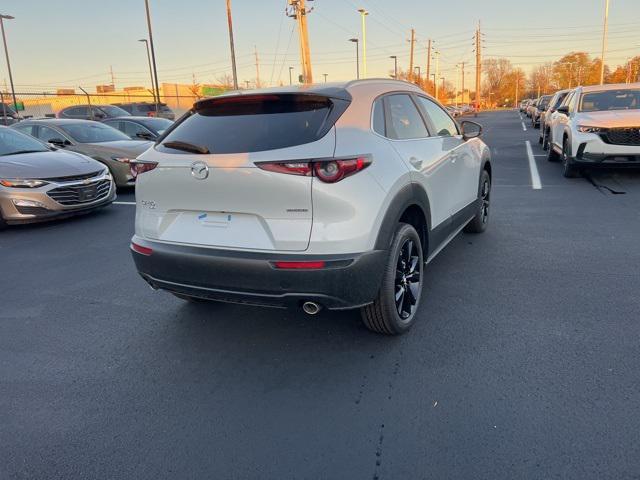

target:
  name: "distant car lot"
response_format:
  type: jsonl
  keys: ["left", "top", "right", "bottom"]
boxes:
{"left": 2, "top": 111, "right": 639, "bottom": 479}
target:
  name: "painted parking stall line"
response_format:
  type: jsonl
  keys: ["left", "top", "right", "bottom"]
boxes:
{"left": 521, "top": 121, "right": 527, "bottom": 132}
{"left": 525, "top": 141, "right": 542, "bottom": 190}
{"left": 113, "top": 201, "right": 136, "bottom": 205}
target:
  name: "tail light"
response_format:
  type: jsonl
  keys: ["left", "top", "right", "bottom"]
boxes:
{"left": 129, "top": 160, "right": 158, "bottom": 179}
{"left": 147, "top": 111, "right": 157, "bottom": 117}
{"left": 273, "top": 260, "right": 326, "bottom": 270}
{"left": 256, "top": 156, "right": 371, "bottom": 183}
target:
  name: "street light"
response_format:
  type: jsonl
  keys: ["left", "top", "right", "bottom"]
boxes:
{"left": 349, "top": 38, "right": 359, "bottom": 79}
{"left": 600, "top": 0, "right": 610, "bottom": 85}
{"left": 143, "top": 0, "right": 161, "bottom": 113}
{"left": 0, "top": 14, "right": 18, "bottom": 114}
{"left": 323, "top": 73, "right": 328, "bottom": 83}
{"left": 138, "top": 39, "right": 156, "bottom": 105}
{"left": 389, "top": 55, "right": 398, "bottom": 79}
{"left": 431, "top": 73, "right": 437, "bottom": 98}
{"left": 440, "top": 77, "right": 445, "bottom": 101}
{"left": 357, "top": 9, "right": 368, "bottom": 78}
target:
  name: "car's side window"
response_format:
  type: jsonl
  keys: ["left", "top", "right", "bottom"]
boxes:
{"left": 415, "top": 96, "right": 459, "bottom": 137}
{"left": 372, "top": 98, "right": 385, "bottom": 136}
{"left": 384, "top": 94, "right": 429, "bottom": 140}
{"left": 561, "top": 92, "right": 574, "bottom": 108}
{"left": 567, "top": 92, "right": 579, "bottom": 113}
{"left": 13, "top": 124, "right": 34, "bottom": 136}
{"left": 36, "top": 126, "right": 65, "bottom": 143}
{"left": 122, "top": 121, "right": 150, "bottom": 138}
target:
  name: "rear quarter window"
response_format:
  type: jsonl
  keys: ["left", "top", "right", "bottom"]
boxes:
{"left": 159, "top": 94, "right": 349, "bottom": 154}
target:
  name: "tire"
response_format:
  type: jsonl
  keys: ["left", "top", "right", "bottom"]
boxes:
{"left": 547, "top": 139, "right": 561, "bottom": 162}
{"left": 562, "top": 137, "right": 579, "bottom": 178}
{"left": 464, "top": 170, "right": 491, "bottom": 234}
{"left": 542, "top": 129, "right": 550, "bottom": 151}
{"left": 538, "top": 134, "right": 543, "bottom": 145}
{"left": 171, "top": 292, "right": 213, "bottom": 303}
{"left": 0, "top": 214, "right": 6, "bottom": 230}
{"left": 361, "top": 223, "right": 423, "bottom": 335}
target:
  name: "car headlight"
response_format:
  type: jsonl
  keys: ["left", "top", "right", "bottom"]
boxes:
{"left": 577, "top": 126, "right": 604, "bottom": 134}
{"left": 0, "top": 178, "right": 49, "bottom": 188}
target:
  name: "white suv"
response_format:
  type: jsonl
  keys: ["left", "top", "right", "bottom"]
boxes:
{"left": 129, "top": 80, "right": 492, "bottom": 335}
{"left": 547, "top": 83, "right": 640, "bottom": 177}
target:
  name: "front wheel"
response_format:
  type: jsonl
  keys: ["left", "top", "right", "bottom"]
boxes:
{"left": 562, "top": 138, "right": 580, "bottom": 178}
{"left": 464, "top": 170, "right": 491, "bottom": 234}
{"left": 361, "top": 223, "right": 423, "bottom": 335}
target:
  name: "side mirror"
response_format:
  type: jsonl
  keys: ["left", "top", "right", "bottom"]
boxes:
{"left": 135, "top": 132, "right": 155, "bottom": 140}
{"left": 461, "top": 121, "right": 482, "bottom": 140}
{"left": 48, "top": 138, "right": 70, "bottom": 147}
{"left": 556, "top": 106, "right": 569, "bottom": 115}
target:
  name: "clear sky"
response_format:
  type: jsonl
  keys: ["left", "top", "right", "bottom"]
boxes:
{"left": 2, "top": 0, "right": 639, "bottom": 91}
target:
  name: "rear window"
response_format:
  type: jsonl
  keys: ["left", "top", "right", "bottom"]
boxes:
{"left": 579, "top": 89, "right": 640, "bottom": 112}
{"left": 159, "top": 94, "right": 348, "bottom": 154}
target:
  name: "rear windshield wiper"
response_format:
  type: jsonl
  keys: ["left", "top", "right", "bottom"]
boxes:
{"left": 162, "top": 140, "right": 209, "bottom": 154}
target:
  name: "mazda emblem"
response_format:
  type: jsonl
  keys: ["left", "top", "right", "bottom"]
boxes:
{"left": 191, "top": 161, "right": 209, "bottom": 180}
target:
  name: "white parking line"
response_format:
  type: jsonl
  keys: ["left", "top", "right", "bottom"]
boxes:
{"left": 521, "top": 121, "right": 527, "bottom": 132}
{"left": 525, "top": 141, "right": 542, "bottom": 190}
{"left": 113, "top": 201, "right": 136, "bottom": 205}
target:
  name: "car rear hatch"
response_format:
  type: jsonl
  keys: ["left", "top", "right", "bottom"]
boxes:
{"left": 135, "top": 92, "right": 350, "bottom": 252}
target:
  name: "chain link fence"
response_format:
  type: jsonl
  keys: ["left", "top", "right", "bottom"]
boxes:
{"left": 0, "top": 83, "right": 230, "bottom": 123}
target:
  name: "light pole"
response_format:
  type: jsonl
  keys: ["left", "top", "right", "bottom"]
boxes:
{"left": 349, "top": 38, "right": 359, "bottom": 79}
{"left": 440, "top": 77, "right": 445, "bottom": 101}
{"left": 389, "top": 55, "right": 398, "bottom": 79}
{"left": 323, "top": 73, "right": 328, "bottom": 83}
{"left": 357, "top": 9, "right": 368, "bottom": 78}
{"left": 225, "top": 0, "right": 239, "bottom": 90}
{"left": 431, "top": 73, "right": 436, "bottom": 97}
{"left": 0, "top": 14, "right": 18, "bottom": 113}
{"left": 414, "top": 66, "right": 421, "bottom": 85}
{"left": 289, "top": 66, "right": 294, "bottom": 85}
{"left": 600, "top": 0, "right": 610, "bottom": 85}
{"left": 138, "top": 39, "right": 156, "bottom": 104}
{"left": 144, "top": 0, "right": 161, "bottom": 112}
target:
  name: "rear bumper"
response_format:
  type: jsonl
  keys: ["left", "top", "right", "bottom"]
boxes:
{"left": 131, "top": 236, "right": 387, "bottom": 310}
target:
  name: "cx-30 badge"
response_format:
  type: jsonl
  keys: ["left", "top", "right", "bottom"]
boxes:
{"left": 191, "top": 161, "right": 209, "bottom": 180}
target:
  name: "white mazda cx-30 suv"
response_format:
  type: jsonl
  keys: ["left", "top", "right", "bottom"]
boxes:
{"left": 130, "top": 79, "right": 492, "bottom": 335}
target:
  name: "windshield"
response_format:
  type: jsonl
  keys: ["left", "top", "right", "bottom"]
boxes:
{"left": 579, "top": 89, "right": 640, "bottom": 112}
{"left": 0, "top": 128, "right": 48, "bottom": 155}
{"left": 59, "top": 122, "right": 132, "bottom": 143}
{"left": 98, "top": 105, "right": 130, "bottom": 117}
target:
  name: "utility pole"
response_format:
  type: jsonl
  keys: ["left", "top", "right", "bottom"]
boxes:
{"left": 475, "top": 22, "right": 482, "bottom": 113}
{"left": 254, "top": 46, "right": 261, "bottom": 88}
{"left": 434, "top": 51, "right": 440, "bottom": 99}
{"left": 288, "top": 0, "right": 313, "bottom": 84}
{"left": 289, "top": 66, "right": 294, "bottom": 85}
{"left": 600, "top": 0, "right": 610, "bottom": 85}
{"left": 515, "top": 71, "right": 520, "bottom": 108}
{"left": 441, "top": 77, "right": 445, "bottom": 101}
{"left": 144, "top": 0, "right": 161, "bottom": 111}
{"left": 225, "top": 0, "right": 239, "bottom": 90}
{"left": 358, "top": 9, "right": 368, "bottom": 78}
{"left": 408, "top": 28, "right": 415, "bottom": 83}
{"left": 426, "top": 39, "right": 432, "bottom": 94}
{"left": 349, "top": 38, "right": 359, "bottom": 79}
{"left": 110, "top": 65, "right": 115, "bottom": 89}
{"left": 323, "top": 73, "right": 328, "bottom": 83}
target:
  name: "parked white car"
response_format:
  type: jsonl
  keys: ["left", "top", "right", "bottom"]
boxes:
{"left": 540, "top": 89, "right": 572, "bottom": 149}
{"left": 129, "top": 80, "right": 492, "bottom": 335}
{"left": 547, "top": 83, "right": 640, "bottom": 177}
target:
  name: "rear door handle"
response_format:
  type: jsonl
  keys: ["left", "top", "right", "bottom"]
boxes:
{"left": 409, "top": 157, "right": 423, "bottom": 169}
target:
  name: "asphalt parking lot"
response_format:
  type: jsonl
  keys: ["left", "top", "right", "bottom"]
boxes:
{"left": 2, "top": 110, "right": 639, "bottom": 479}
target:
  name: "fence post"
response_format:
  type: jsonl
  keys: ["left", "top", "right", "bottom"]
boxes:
{"left": 78, "top": 86, "right": 93, "bottom": 120}
{"left": 0, "top": 90, "right": 6, "bottom": 126}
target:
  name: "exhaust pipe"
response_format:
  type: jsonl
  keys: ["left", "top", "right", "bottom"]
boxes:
{"left": 302, "top": 302, "right": 322, "bottom": 315}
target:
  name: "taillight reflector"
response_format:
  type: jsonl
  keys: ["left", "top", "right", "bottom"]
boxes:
{"left": 273, "top": 261, "right": 326, "bottom": 269}
{"left": 131, "top": 242, "right": 153, "bottom": 256}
